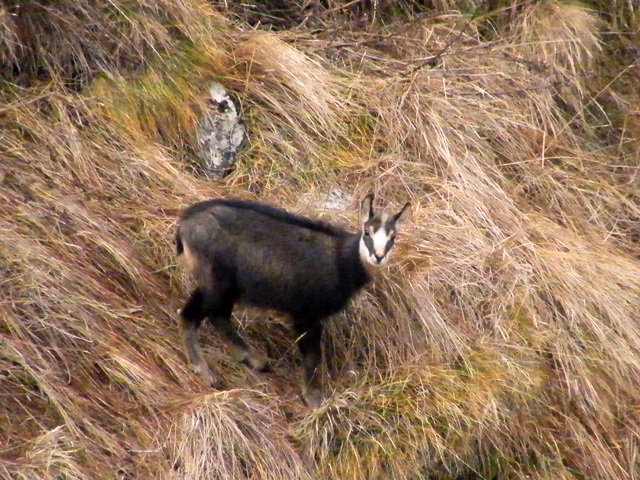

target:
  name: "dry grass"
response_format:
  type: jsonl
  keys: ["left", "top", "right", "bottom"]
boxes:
{"left": 1, "top": 0, "right": 640, "bottom": 479}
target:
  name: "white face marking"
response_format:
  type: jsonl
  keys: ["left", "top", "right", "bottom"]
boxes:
{"left": 372, "top": 228, "right": 389, "bottom": 258}
{"left": 359, "top": 225, "right": 393, "bottom": 267}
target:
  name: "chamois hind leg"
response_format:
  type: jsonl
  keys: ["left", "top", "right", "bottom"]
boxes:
{"left": 179, "top": 288, "right": 218, "bottom": 387}
{"left": 207, "top": 284, "right": 269, "bottom": 372}
{"left": 294, "top": 318, "right": 324, "bottom": 408}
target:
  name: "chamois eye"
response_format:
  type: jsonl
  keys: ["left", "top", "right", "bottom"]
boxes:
{"left": 363, "top": 230, "right": 370, "bottom": 237}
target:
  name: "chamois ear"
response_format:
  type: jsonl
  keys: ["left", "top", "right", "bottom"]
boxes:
{"left": 360, "top": 193, "right": 375, "bottom": 223}
{"left": 393, "top": 202, "right": 411, "bottom": 228}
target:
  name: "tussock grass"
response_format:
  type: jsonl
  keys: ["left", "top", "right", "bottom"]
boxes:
{"left": 168, "top": 392, "right": 312, "bottom": 479}
{"left": 0, "top": 0, "right": 226, "bottom": 86}
{"left": 1, "top": 1, "right": 640, "bottom": 479}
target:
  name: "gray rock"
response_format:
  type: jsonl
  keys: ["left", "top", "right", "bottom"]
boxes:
{"left": 196, "top": 82, "right": 246, "bottom": 177}
{"left": 299, "top": 188, "right": 352, "bottom": 211}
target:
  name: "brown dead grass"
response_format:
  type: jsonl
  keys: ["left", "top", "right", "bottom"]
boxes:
{"left": 1, "top": 1, "right": 640, "bottom": 479}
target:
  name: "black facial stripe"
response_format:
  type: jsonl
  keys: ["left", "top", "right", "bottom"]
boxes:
{"left": 384, "top": 237, "right": 395, "bottom": 255}
{"left": 363, "top": 234, "right": 374, "bottom": 253}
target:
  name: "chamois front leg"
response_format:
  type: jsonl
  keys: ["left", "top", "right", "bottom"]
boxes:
{"left": 294, "top": 319, "right": 324, "bottom": 408}
{"left": 179, "top": 289, "right": 218, "bottom": 387}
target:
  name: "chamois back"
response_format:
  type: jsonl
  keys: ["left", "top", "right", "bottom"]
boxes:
{"left": 176, "top": 199, "right": 367, "bottom": 317}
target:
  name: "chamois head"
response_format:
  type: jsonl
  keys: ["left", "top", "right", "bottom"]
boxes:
{"left": 358, "top": 193, "right": 411, "bottom": 267}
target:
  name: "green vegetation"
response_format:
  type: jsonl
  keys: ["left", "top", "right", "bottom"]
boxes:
{"left": 1, "top": 1, "right": 639, "bottom": 478}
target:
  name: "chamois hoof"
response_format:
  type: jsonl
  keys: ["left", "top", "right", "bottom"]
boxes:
{"left": 191, "top": 364, "right": 220, "bottom": 389}
{"left": 302, "top": 387, "right": 325, "bottom": 409}
{"left": 232, "top": 347, "right": 270, "bottom": 372}
{"left": 242, "top": 352, "right": 271, "bottom": 372}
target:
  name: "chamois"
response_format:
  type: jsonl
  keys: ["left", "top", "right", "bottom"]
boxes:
{"left": 175, "top": 193, "right": 411, "bottom": 407}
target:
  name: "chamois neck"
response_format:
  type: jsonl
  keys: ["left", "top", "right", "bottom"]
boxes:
{"left": 340, "top": 233, "right": 371, "bottom": 290}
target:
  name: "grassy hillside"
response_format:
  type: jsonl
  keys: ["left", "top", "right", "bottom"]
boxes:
{"left": 1, "top": 1, "right": 639, "bottom": 478}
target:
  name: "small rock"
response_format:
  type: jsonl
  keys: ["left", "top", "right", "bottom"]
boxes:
{"left": 196, "top": 82, "right": 246, "bottom": 177}
{"left": 299, "top": 188, "right": 352, "bottom": 211}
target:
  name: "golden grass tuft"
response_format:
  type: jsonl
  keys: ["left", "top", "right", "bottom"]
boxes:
{"left": 506, "top": 1, "right": 603, "bottom": 116}
{"left": 167, "top": 392, "right": 312, "bottom": 479}
{"left": 1, "top": 1, "right": 640, "bottom": 479}
{"left": 510, "top": 2, "right": 602, "bottom": 73}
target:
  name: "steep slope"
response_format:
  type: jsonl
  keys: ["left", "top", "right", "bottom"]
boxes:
{"left": 1, "top": 1, "right": 639, "bottom": 478}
